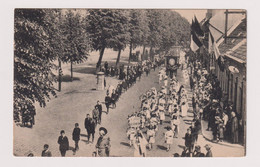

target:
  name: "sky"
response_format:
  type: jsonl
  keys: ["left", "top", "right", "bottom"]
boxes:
{"left": 173, "top": 9, "right": 207, "bottom": 23}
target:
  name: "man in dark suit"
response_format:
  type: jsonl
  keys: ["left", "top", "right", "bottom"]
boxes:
{"left": 95, "top": 101, "right": 103, "bottom": 124}
{"left": 41, "top": 144, "right": 52, "bottom": 157}
{"left": 85, "top": 114, "right": 92, "bottom": 142}
{"left": 105, "top": 94, "right": 111, "bottom": 114}
{"left": 85, "top": 114, "right": 96, "bottom": 143}
{"left": 231, "top": 111, "right": 239, "bottom": 143}
{"left": 184, "top": 128, "right": 194, "bottom": 155}
{"left": 72, "top": 123, "right": 81, "bottom": 153}
{"left": 57, "top": 130, "right": 69, "bottom": 157}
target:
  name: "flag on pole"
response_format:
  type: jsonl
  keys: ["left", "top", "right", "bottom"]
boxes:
{"left": 190, "top": 30, "right": 203, "bottom": 52}
{"left": 193, "top": 16, "right": 204, "bottom": 37}
{"left": 209, "top": 31, "right": 221, "bottom": 60}
{"left": 191, "top": 19, "right": 194, "bottom": 30}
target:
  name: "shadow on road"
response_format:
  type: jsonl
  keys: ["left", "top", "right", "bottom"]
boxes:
{"left": 120, "top": 142, "right": 130, "bottom": 147}
{"left": 157, "top": 145, "right": 167, "bottom": 151}
{"left": 178, "top": 144, "right": 186, "bottom": 149}
{"left": 81, "top": 139, "right": 90, "bottom": 144}
{"left": 68, "top": 146, "right": 75, "bottom": 151}
{"left": 74, "top": 66, "right": 96, "bottom": 75}
{"left": 61, "top": 75, "right": 80, "bottom": 82}
{"left": 80, "top": 134, "right": 88, "bottom": 138}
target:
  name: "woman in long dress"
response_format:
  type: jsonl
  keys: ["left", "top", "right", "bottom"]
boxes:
{"left": 133, "top": 131, "right": 148, "bottom": 157}
{"left": 146, "top": 125, "right": 156, "bottom": 150}
{"left": 181, "top": 97, "right": 188, "bottom": 117}
{"left": 158, "top": 105, "right": 165, "bottom": 125}
{"left": 164, "top": 127, "right": 174, "bottom": 152}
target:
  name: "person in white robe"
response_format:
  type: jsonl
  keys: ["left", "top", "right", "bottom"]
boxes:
{"left": 164, "top": 127, "right": 174, "bottom": 152}
{"left": 133, "top": 131, "right": 148, "bottom": 157}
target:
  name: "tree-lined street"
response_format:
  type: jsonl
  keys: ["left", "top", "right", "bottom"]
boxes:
{"left": 14, "top": 50, "right": 244, "bottom": 157}
{"left": 13, "top": 9, "right": 245, "bottom": 157}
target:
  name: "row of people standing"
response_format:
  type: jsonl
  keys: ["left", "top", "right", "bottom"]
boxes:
{"left": 100, "top": 60, "right": 161, "bottom": 80}
{"left": 188, "top": 59, "right": 240, "bottom": 144}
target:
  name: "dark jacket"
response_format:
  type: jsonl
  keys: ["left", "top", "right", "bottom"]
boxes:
{"left": 105, "top": 96, "right": 111, "bottom": 105}
{"left": 190, "top": 127, "right": 198, "bottom": 143}
{"left": 58, "top": 136, "right": 69, "bottom": 151}
{"left": 41, "top": 150, "right": 52, "bottom": 157}
{"left": 181, "top": 150, "right": 191, "bottom": 157}
{"left": 231, "top": 116, "right": 239, "bottom": 143}
{"left": 89, "top": 120, "right": 96, "bottom": 133}
{"left": 185, "top": 133, "right": 193, "bottom": 147}
{"left": 72, "top": 127, "right": 81, "bottom": 141}
{"left": 85, "top": 118, "right": 96, "bottom": 133}
{"left": 206, "top": 150, "right": 213, "bottom": 157}
{"left": 85, "top": 118, "right": 92, "bottom": 130}
{"left": 95, "top": 104, "right": 103, "bottom": 114}
{"left": 193, "top": 151, "right": 205, "bottom": 157}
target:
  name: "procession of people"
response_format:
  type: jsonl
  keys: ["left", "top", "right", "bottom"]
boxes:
{"left": 21, "top": 50, "right": 245, "bottom": 157}
{"left": 125, "top": 63, "right": 214, "bottom": 157}
{"left": 36, "top": 58, "right": 164, "bottom": 157}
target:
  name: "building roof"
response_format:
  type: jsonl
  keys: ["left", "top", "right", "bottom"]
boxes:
{"left": 218, "top": 18, "right": 246, "bottom": 63}
{"left": 226, "top": 41, "right": 246, "bottom": 63}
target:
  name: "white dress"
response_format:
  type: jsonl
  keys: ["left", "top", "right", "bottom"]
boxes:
{"left": 147, "top": 129, "right": 156, "bottom": 144}
{"left": 159, "top": 111, "right": 165, "bottom": 121}
{"left": 164, "top": 79, "right": 168, "bottom": 87}
{"left": 181, "top": 99, "right": 188, "bottom": 117}
{"left": 133, "top": 137, "right": 148, "bottom": 157}
{"left": 165, "top": 130, "right": 174, "bottom": 144}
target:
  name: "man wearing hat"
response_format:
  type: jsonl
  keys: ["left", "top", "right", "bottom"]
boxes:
{"left": 95, "top": 127, "right": 111, "bottom": 157}
{"left": 204, "top": 144, "right": 213, "bottom": 157}
{"left": 193, "top": 145, "right": 205, "bottom": 157}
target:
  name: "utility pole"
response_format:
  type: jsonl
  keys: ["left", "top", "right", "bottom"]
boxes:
{"left": 58, "top": 59, "right": 62, "bottom": 92}
{"left": 224, "top": 10, "right": 246, "bottom": 43}
{"left": 224, "top": 9, "right": 228, "bottom": 44}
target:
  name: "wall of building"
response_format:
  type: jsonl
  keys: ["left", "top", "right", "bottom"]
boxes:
{"left": 212, "top": 55, "right": 246, "bottom": 144}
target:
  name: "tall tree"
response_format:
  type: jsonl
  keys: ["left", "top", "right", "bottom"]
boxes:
{"left": 61, "top": 10, "right": 91, "bottom": 81}
{"left": 146, "top": 10, "right": 164, "bottom": 61}
{"left": 139, "top": 10, "right": 150, "bottom": 61}
{"left": 110, "top": 10, "right": 130, "bottom": 66}
{"left": 44, "top": 9, "right": 64, "bottom": 91}
{"left": 14, "top": 9, "right": 57, "bottom": 122}
{"left": 86, "top": 9, "right": 130, "bottom": 70}
{"left": 128, "top": 10, "right": 143, "bottom": 63}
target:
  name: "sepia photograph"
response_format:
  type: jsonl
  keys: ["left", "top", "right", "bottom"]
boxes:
{"left": 12, "top": 8, "right": 247, "bottom": 157}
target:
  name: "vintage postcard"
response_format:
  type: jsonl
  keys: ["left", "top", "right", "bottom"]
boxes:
{"left": 13, "top": 9, "right": 246, "bottom": 157}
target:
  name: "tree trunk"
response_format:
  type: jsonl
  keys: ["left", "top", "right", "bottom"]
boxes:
{"left": 70, "top": 61, "right": 73, "bottom": 82}
{"left": 150, "top": 47, "right": 153, "bottom": 61}
{"left": 128, "top": 42, "right": 133, "bottom": 64}
{"left": 142, "top": 45, "right": 146, "bottom": 61}
{"left": 96, "top": 47, "right": 105, "bottom": 71}
{"left": 58, "top": 59, "right": 62, "bottom": 91}
{"left": 116, "top": 49, "right": 122, "bottom": 67}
